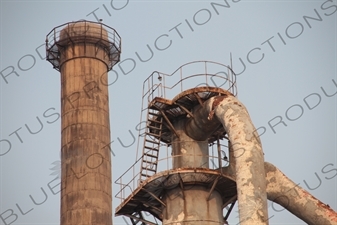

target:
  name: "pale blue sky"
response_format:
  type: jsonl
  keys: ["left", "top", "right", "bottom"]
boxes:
{"left": 0, "top": 1, "right": 336, "bottom": 224}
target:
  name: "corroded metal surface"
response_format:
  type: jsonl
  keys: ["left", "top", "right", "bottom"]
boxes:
{"left": 148, "top": 87, "right": 231, "bottom": 144}
{"left": 264, "top": 162, "right": 337, "bottom": 225}
{"left": 115, "top": 60, "right": 336, "bottom": 224}
{"left": 115, "top": 168, "right": 237, "bottom": 222}
{"left": 221, "top": 162, "right": 337, "bottom": 225}
{"left": 171, "top": 93, "right": 269, "bottom": 224}
{"left": 46, "top": 20, "right": 121, "bottom": 71}
{"left": 193, "top": 95, "right": 270, "bottom": 225}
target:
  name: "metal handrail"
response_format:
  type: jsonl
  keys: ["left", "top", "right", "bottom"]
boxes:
{"left": 46, "top": 20, "right": 121, "bottom": 70}
{"left": 135, "top": 60, "right": 237, "bottom": 158}
{"left": 46, "top": 20, "right": 121, "bottom": 47}
{"left": 122, "top": 61, "right": 237, "bottom": 201}
{"left": 135, "top": 61, "right": 237, "bottom": 160}
{"left": 142, "top": 60, "right": 237, "bottom": 99}
{"left": 114, "top": 145, "right": 229, "bottom": 203}
{"left": 140, "top": 61, "right": 237, "bottom": 113}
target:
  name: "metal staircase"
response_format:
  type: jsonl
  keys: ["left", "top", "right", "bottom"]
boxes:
{"left": 115, "top": 61, "right": 239, "bottom": 225}
{"left": 139, "top": 108, "right": 163, "bottom": 182}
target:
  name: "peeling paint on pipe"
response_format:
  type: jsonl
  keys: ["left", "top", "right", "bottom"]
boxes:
{"left": 185, "top": 94, "right": 269, "bottom": 225}
{"left": 221, "top": 162, "right": 337, "bottom": 224}
{"left": 264, "top": 162, "right": 337, "bottom": 225}
{"left": 211, "top": 95, "right": 269, "bottom": 225}
{"left": 173, "top": 90, "right": 336, "bottom": 224}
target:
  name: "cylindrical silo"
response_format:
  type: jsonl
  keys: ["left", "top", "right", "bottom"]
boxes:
{"left": 46, "top": 21, "right": 121, "bottom": 225}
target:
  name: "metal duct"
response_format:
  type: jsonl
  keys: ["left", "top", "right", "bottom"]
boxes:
{"left": 185, "top": 94, "right": 337, "bottom": 224}
{"left": 186, "top": 94, "right": 269, "bottom": 225}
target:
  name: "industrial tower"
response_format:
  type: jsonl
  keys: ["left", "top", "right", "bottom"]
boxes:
{"left": 46, "top": 20, "right": 121, "bottom": 225}
{"left": 44, "top": 20, "right": 336, "bottom": 224}
{"left": 115, "top": 61, "right": 337, "bottom": 224}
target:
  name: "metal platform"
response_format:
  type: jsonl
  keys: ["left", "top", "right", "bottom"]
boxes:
{"left": 115, "top": 168, "right": 237, "bottom": 223}
{"left": 46, "top": 20, "right": 121, "bottom": 71}
{"left": 148, "top": 86, "right": 233, "bottom": 144}
{"left": 115, "top": 61, "right": 238, "bottom": 224}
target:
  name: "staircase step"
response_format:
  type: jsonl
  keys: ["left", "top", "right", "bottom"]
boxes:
{"left": 148, "top": 118, "right": 162, "bottom": 124}
{"left": 142, "top": 166, "right": 157, "bottom": 171}
{"left": 141, "top": 167, "right": 156, "bottom": 172}
{"left": 147, "top": 125, "right": 162, "bottom": 130}
{"left": 145, "top": 139, "right": 160, "bottom": 144}
{"left": 144, "top": 146, "right": 159, "bottom": 151}
{"left": 144, "top": 153, "right": 158, "bottom": 158}
{"left": 142, "top": 160, "right": 158, "bottom": 165}
{"left": 141, "top": 173, "right": 152, "bottom": 178}
{"left": 148, "top": 111, "right": 160, "bottom": 116}
{"left": 145, "top": 132, "right": 161, "bottom": 138}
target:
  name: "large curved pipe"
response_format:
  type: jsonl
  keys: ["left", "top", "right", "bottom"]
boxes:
{"left": 221, "top": 162, "right": 337, "bottom": 224}
{"left": 264, "top": 162, "right": 337, "bottom": 225}
{"left": 185, "top": 94, "right": 337, "bottom": 224}
{"left": 186, "top": 94, "right": 269, "bottom": 225}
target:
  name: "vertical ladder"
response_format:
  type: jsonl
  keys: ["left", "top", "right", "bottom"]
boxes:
{"left": 139, "top": 108, "right": 163, "bottom": 182}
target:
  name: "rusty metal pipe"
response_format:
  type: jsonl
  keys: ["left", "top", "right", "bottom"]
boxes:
{"left": 186, "top": 94, "right": 269, "bottom": 225}
{"left": 264, "top": 162, "right": 337, "bottom": 225}
{"left": 221, "top": 162, "right": 337, "bottom": 224}
{"left": 189, "top": 94, "right": 337, "bottom": 224}
{"left": 184, "top": 104, "right": 221, "bottom": 141}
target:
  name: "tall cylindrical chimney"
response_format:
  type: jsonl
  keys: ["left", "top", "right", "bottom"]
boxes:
{"left": 46, "top": 21, "right": 121, "bottom": 225}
